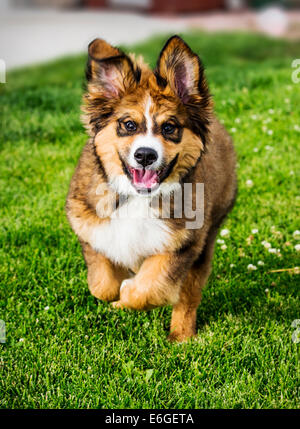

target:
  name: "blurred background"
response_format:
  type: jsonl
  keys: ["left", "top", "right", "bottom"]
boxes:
{"left": 0, "top": 0, "right": 300, "bottom": 69}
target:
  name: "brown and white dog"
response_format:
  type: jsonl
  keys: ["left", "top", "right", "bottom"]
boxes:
{"left": 66, "top": 36, "right": 237, "bottom": 342}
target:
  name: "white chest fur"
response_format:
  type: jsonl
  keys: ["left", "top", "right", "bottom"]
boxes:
{"left": 90, "top": 196, "right": 171, "bottom": 270}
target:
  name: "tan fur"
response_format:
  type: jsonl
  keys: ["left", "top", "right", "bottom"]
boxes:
{"left": 66, "top": 36, "right": 237, "bottom": 342}
{"left": 112, "top": 254, "right": 181, "bottom": 310}
{"left": 82, "top": 241, "right": 129, "bottom": 301}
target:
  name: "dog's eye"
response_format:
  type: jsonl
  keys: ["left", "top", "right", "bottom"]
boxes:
{"left": 162, "top": 122, "right": 176, "bottom": 135}
{"left": 124, "top": 120, "right": 137, "bottom": 132}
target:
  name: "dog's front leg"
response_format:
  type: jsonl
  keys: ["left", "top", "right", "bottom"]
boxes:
{"left": 112, "top": 254, "right": 182, "bottom": 311}
{"left": 82, "top": 242, "right": 128, "bottom": 302}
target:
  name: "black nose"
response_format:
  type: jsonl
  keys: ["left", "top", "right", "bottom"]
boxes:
{"left": 134, "top": 147, "right": 158, "bottom": 167}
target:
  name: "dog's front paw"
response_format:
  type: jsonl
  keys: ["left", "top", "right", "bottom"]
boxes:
{"left": 112, "top": 278, "right": 153, "bottom": 311}
{"left": 111, "top": 300, "right": 125, "bottom": 310}
{"left": 120, "top": 278, "right": 133, "bottom": 292}
{"left": 111, "top": 279, "right": 133, "bottom": 309}
{"left": 89, "top": 278, "right": 120, "bottom": 302}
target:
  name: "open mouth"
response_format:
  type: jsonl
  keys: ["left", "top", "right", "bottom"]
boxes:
{"left": 120, "top": 154, "right": 178, "bottom": 194}
{"left": 129, "top": 168, "right": 160, "bottom": 191}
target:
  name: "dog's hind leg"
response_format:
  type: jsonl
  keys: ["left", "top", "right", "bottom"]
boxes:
{"left": 168, "top": 227, "right": 218, "bottom": 342}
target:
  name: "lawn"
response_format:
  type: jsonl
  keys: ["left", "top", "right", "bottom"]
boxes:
{"left": 0, "top": 32, "right": 299, "bottom": 409}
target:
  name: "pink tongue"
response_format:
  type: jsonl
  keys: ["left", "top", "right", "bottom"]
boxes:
{"left": 132, "top": 169, "right": 158, "bottom": 189}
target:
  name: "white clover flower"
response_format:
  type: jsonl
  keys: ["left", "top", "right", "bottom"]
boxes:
{"left": 217, "top": 238, "right": 225, "bottom": 244}
{"left": 268, "top": 109, "right": 275, "bottom": 114}
{"left": 284, "top": 98, "right": 290, "bottom": 103}
{"left": 264, "top": 118, "right": 271, "bottom": 124}
{"left": 19, "top": 338, "right": 25, "bottom": 342}
{"left": 262, "top": 240, "right": 271, "bottom": 249}
{"left": 257, "top": 260, "right": 265, "bottom": 266}
{"left": 251, "top": 114, "right": 258, "bottom": 120}
{"left": 235, "top": 118, "right": 241, "bottom": 124}
{"left": 268, "top": 248, "right": 280, "bottom": 254}
{"left": 295, "top": 244, "right": 300, "bottom": 252}
{"left": 247, "top": 264, "right": 257, "bottom": 271}
{"left": 230, "top": 263, "right": 235, "bottom": 268}
{"left": 267, "top": 130, "right": 273, "bottom": 135}
{"left": 220, "top": 229, "right": 230, "bottom": 237}
{"left": 294, "top": 125, "right": 300, "bottom": 132}
{"left": 293, "top": 230, "right": 300, "bottom": 240}
{"left": 252, "top": 228, "right": 259, "bottom": 234}
{"left": 265, "top": 288, "right": 269, "bottom": 293}
{"left": 221, "top": 244, "right": 227, "bottom": 251}
{"left": 44, "top": 306, "right": 50, "bottom": 311}
{"left": 265, "top": 145, "right": 273, "bottom": 151}
{"left": 246, "top": 179, "right": 254, "bottom": 187}
{"left": 270, "top": 227, "right": 282, "bottom": 238}
{"left": 253, "top": 147, "right": 258, "bottom": 152}
{"left": 231, "top": 127, "right": 237, "bottom": 133}
{"left": 290, "top": 171, "right": 295, "bottom": 175}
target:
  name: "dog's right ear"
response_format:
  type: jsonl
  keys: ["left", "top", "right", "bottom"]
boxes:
{"left": 86, "top": 39, "right": 140, "bottom": 98}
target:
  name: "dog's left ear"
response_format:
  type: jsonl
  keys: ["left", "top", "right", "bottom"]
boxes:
{"left": 155, "top": 35, "right": 208, "bottom": 104}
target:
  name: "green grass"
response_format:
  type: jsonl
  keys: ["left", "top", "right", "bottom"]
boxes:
{"left": 0, "top": 32, "right": 299, "bottom": 409}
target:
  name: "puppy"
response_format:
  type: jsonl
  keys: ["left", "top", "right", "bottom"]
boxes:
{"left": 66, "top": 36, "right": 237, "bottom": 342}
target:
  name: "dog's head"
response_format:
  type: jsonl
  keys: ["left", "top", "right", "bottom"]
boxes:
{"left": 83, "top": 36, "right": 212, "bottom": 196}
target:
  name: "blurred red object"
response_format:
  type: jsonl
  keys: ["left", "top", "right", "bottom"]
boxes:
{"left": 151, "top": 0, "right": 225, "bottom": 13}
{"left": 85, "top": 0, "right": 107, "bottom": 7}
{"left": 84, "top": 0, "right": 226, "bottom": 12}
